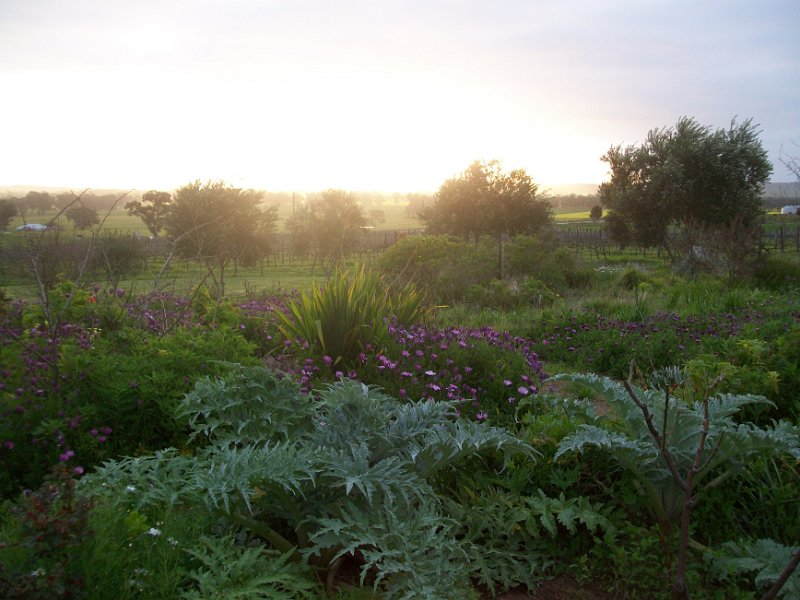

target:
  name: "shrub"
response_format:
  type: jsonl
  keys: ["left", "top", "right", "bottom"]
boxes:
{"left": 618, "top": 267, "right": 653, "bottom": 290}
{"left": 82, "top": 369, "right": 537, "bottom": 598}
{"left": 753, "top": 255, "right": 800, "bottom": 290}
{"left": 466, "top": 278, "right": 561, "bottom": 311}
{"left": 274, "top": 266, "right": 426, "bottom": 367}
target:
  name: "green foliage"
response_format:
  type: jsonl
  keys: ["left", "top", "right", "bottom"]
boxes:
{"left": 165, "top": 180, "right": 278, "bottom": 297}
{"left": 618, "top": 267, "right": 654, "bottom": 290}
{"left": 753, "top": 255, "right": 800, "bottom": 290}
{"left": 181, "top": 534, "right": 318, "bottom": 599}
{"left": 0, "top": 199, "right": 18, "bottom": 231}
{"left": 59, "top": 327, "right": 258, "bottom": 456}
{"left": 81, "top": 370, "right": 538, "bottom": 598}
{"left": 285, "top": 189, "right": 368, "bottom": 273}
{"left": 707, "top": 539, "right": 800, "bottom": 598}
{"left": 466, "top": 277, "right": 560, "bottom": 310}
{"left": 177, "top": 363, "right": 315, "bottom": 444}
{"left": 421, "top": 160, "right": 551, "bottom": 241}
{"left": 442, "top": 485, "right": 616, "bottom": 595}
{"left": 553, "top": 371, "right": 800, "bottom": 525}
{"left": 65, "top": 205, "right": 100, "bottom": 230}
{"left": 378, "top": 235, "right": 461, "bottom": 286}
{"left": 0, "top": 467, "right": 92, "bottom": 599}
{"left": 275, "top": 266, "right": 425, "bottom": 366}
{"left": 600, "top": 117, "right": 772, "bottom": 261}
{"left": 78, "top": 502, "right": 209, "bottom": 599}
{"left": 378, "top": 234, "right": 592, "bottom": 305}
{"left": 125, "top": 190, "right": 172, "bottom": 238}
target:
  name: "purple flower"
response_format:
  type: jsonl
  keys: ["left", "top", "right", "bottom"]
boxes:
{"left": 503, "top": 379, "right": 512, "bottom": 387}
{"left": 517, "top": 386, "right": 529, "bottom": 396}
{"left": 59, "top": 450, "right": 75, "bottom": 462}
{"left": 73, "top": 466, "right": 84, "bottom": 475}
{"left": 3, "top": 441, "right": 13, "bottom": 450}
{"left": 476, "top": 411, "right": 488, "bottom": 421}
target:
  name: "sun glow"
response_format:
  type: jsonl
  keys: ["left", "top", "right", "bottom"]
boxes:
{"left": 1, "top": 65, "right": 606, "bottom": 194}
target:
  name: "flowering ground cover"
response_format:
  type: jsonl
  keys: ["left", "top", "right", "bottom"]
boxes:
{"left": 2, "top": 263, "right": 799, "bottom": 599}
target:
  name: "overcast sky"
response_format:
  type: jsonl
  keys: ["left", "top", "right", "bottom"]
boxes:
{"left": 1, "top": 0, "right": 798, "bottom": 193}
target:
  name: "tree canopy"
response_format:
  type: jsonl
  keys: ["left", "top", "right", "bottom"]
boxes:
{"left": 285, "top": 189, "right": 367, "bottom": 273}
{"left": 65, "top": 205, "right": 100, "bottom": 230}
{"left": 165, "top": 180, "right": 278, "bottom": 296}
{"left": 420, "top": 160, "right": 551, "bottom": 241}
{"left": 0, "top": 199, "right": 17, "bottom": 231}
{"left": 125, "top": 190, "right": 172, "bottom": 237}
{"left": 599, "top": 117, "right": 772, "bottom": 259}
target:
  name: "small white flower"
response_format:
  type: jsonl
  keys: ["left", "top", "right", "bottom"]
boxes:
{"left": 146, "top": 527, "right": 161, "bottom": 536}
{"left": 125, "top": 485, "right": 136, "bottom": 493}
{"left": 167, "top": 536, "right": 178, "bottom": 547}
{"left": 29, "top": 568, "right": 46, "bottom": 578}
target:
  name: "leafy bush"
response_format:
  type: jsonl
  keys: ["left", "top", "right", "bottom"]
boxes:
{"left": 466, "top": 278, "right": 560, "bottom": 310}
{"left": 0, "top": 288, "right": 259, "bottom": 500}
{"left": 0, "top": 467, "right": 92, "bottom": 599}
{"left": 707, "top": 538, "right": 800, "bottom": 598}
{"left": 554, "top": 371, "right": 800, "bottom": 528}
{"left": 752, "top": 255, "right": 800, "bottom": 290}
{"left": 379, "top": 234, "right": 594, "bottom": 304}
{"left": 554, "top": 369, "right": 800, "bottom": 598}
{"left": 81, "top": 368, "right": 538, "bottom": 598}
{"left": 618, "top": 267, "right": 654, "bottom": 290}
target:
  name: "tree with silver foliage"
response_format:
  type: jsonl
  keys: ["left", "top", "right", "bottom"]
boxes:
{"left": 600, "top": 117, "right": 772, "bottom": 275}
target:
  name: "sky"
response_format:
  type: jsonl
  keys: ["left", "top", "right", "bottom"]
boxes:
{"left": 1, "top": 0, "right": 798, "bottom": 194}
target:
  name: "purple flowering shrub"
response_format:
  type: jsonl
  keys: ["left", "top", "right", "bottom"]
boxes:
{"left": 270, "top": 320, "right": 546, "bottom": 428}
{"left": 0, "top": 288, "right": 262, "bottom": 500}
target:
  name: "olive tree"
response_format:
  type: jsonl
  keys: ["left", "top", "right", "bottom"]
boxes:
{"left": 599, "top": 117, "right": 772, "bottom": 274}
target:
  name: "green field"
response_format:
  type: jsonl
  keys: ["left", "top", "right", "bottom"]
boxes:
{"left": 7, "top": 201, "right": 423, "bottom": 235}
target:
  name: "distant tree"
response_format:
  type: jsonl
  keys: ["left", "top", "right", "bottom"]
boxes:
{"left": 285, "top": 189, "right": 367, "bottom": 273}
{"left": 165, "top": 180, "right": 277, "bottom": 297}
{"left": 590, "top": 204, "right": 603, "bottom": 220}
{"left": 600, "top": 117, "right": 772, "bottom": 269}
{"left": 65, "top": 205, "right": 99, "bottom": 230}
{"left": 421, "top": 160, "right": 551, "bottom": 242}
{"left": 23, "top": 191, "right": 54, "bottom": 215}
{"left": 125, "top": 190, "right": 173, "bottom": 237}
{"left": 0, "top": 199, "right": 17, "bottom": 231}
{"left": 403, "top": 193, "right": 432, "bottom": 218}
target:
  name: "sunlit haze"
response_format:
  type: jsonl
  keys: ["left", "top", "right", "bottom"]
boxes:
{"left": 1, "top": 1, "right": 798, "bottom": 194}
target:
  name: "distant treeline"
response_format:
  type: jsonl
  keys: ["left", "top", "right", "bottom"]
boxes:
{"left": 3, "top": 188, "right": 797, "bottom": 218}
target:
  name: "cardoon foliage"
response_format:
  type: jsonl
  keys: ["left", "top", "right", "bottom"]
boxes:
{"left": 83, "top": 367, "right": 538, "bottom": 598}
